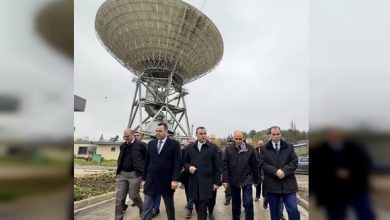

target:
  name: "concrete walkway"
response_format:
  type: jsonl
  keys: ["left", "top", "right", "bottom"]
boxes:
{"left": 75, "top": 186, "right": 309, "bottom": 220}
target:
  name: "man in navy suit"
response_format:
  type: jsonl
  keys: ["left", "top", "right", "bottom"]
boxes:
{"left": 141, "top": 122, "right": 181, "bottom": 220}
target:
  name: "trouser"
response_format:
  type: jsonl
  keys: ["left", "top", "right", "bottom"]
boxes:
{"left": 183, "top": 180, "right": 194, "bottom": 210}
{"left": 207, "top": 190, "right": 217, "bottom": 214}
{"left": 194, "top": 199, "right": 209, "bottom": 220}
{"left": 225, "top": 185, "right": 231, "bottom": 201}
{"left": 230, "top": 185, "right": 254, "bottom": 220}
{"left": 324, "top": 192, "right": 375, "bottom": 220}
{"left": 267, "top": 192, "right": 300, "bottom": 220}
{"left": 141, "top": 193, "right": 175, "bottom": 220}
{"left": 153, "top": 194, "right": 161, "bottom": 211}
{"left": 255, "top": 180, "right": 266, "bottom": 198}
{"left": 115, "top": 171, "right": 143, "bottom": 220}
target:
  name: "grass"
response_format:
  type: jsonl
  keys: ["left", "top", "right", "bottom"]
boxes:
{"left": 74, "top": 158, "right": 117, "bottom": 167}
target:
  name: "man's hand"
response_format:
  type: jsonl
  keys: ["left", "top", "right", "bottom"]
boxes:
{"left": 222, "top": 182, "right": 228, "bottom": 189}
{"left": 171, "top": 181, "right": 178, "bottom": 189}
{"left": 275, "top": 169, "right": 285, "bottom": 179}
{"left": 336, "top": 168, "right": 350, "bottom": 180}
{"left": 189, "top": 166, "right": 197, "bottom": 174}
{"left": 213, "top": 184, "right": 219, "bottom": 191}
{"left": 141, "top": 181, "right": 145, "bottom": 189}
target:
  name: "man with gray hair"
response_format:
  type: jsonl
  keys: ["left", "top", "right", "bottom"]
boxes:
{"left": 222, "top": 130, "right": 259, "bottom": 220}
{"left": 115, "top": 128, "right": 146, "bottom": 220}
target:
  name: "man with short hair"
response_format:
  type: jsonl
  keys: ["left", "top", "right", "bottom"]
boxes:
{"left": 185, "top": 127, "right": 221, "bottom": 220}
{"left": 141, "top": 123, "right": 181, "bottom": 220}
{"left": 115, "top": 128, "right": 146, "bottom": 220}
{"left": 259, "top": 126, "right": 300, "bottom": 220}
{"left": 222, "top": 130, "right": 259, "bottom": 220}
{"left": 206, "top": 134, "right": 220, "bottom": 219}
{"left": 134, "top": 131, "right": 147, "bottom": 148}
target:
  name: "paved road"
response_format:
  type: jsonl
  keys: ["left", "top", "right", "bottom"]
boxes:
{"left": 75, "top": 185, "right": 309, "bottom": 220}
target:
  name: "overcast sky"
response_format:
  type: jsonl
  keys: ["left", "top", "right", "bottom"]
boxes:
{"left": 74, "top": 0, "right": 309, "bottom": 140}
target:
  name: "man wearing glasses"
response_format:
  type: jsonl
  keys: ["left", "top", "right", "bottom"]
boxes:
{"left": 115, "top": 128, "right": 146, "bottom": 220}
{"left": 222, "top": 130, "right": 259, "bottom": 220}
{"left": 259, "top": 126, "right": 300, "bottom": 220}
{"left": 184, "top": 127, "right": 221, "bottom": 220}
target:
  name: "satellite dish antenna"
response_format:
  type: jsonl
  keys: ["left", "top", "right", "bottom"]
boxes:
{"left": 95, "top": 0, "right": 223, "bottom": 138}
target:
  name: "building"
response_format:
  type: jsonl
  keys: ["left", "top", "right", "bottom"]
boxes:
{"left": 74, "top": 141, "right": 121, "bottom": 160}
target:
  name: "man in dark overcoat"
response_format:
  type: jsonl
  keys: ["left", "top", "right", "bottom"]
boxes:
{"left": 184, "top": 127, "right": 221, "bottom": 220}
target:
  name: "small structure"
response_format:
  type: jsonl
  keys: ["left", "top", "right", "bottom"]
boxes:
{"left": 74, "top": 141, "right": 121, "bottom": 160}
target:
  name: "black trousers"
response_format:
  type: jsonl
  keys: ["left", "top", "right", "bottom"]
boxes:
{"left": 255, "top": 180, "right": 265, "bottom": 198}
{"left": 194, "top": 199, "right": 209, "bottom": 220}
{"left": 208, "top": 190, "right": 217, "bottom": 214}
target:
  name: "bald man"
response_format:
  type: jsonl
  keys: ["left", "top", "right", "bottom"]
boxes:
{"left": 115, "top": 128, "right": 146, "bottom": 220}
{"left": 222, "top": 130, "right": 259, "bottom": 220}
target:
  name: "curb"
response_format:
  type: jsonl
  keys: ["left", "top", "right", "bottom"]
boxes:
{"left": 74, "top": 191, "right": 116, "bottom": 211}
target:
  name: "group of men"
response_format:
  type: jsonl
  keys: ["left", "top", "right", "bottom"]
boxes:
{"left": 115, "top": 123, "right": 301, "bottom": 220}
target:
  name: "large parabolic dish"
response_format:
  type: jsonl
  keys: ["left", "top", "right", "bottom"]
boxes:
{"left": 95, "top": 0, "right": 223, "bottom": 88}
{"left": 95, "top": 0, "right": 223, "bottom": 138}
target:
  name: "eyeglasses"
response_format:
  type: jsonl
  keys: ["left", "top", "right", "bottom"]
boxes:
{"left": 234, "top": 138, "right": 243, "bottom": 140}
{"left": 123, "top": 135, "right": 130, "bottom": 138}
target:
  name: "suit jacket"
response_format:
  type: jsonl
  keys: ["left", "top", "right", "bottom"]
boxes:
{"left": 184, "top": 141, "right": 221, "bottom": 201}
{"left": 259, "top": 139, "right": 298, "bottom": 194}
{"left": 116, "top": 140, "right": 146, "bottom": 177}
{"left": 254, "top": 147, "right": 264, "bottom": 178}
{"left": 142, "top": 138, "right": 181, "bottom": 196}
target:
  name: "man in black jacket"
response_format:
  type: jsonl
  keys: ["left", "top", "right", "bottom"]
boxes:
{"left": 310, "top": 128, "right": 375, "bottom": 220}
{"left": 222, "top": 130, "right": 259, "bottom": 220}
{"left": 185, "top": 127, "right": 221, "bottom": 220}
{"left": 141, "top": 122, "right": 181, "bottom": 220}
{"left": 259, "top": 126, "right": 300, "bottom": 220}
{"left": 115, "top": 128, "right": 146, "bottom": 220}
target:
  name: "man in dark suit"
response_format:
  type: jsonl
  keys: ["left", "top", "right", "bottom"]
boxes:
{"left": 254, "top": 140, "right": 265, "bottom": 202}
{"left": 115, "top": 128, "right": 146, "bottom": 220}
{"left": 141, "top": 122, "right": 181, "bottom": 220}
{"left": 185, "top": 127, "right": 221, "bottom": 220}
{"left": 259, "top": 126, "right": 300, "bottom": 220}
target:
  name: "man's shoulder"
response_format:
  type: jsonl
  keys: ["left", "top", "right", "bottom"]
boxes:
{"left": 207, "top": 141, "right": 218, "bottom": 149}
{"left": 166, "top": 138, "right": 180, "bottom": 146}
{"left": 281, "top": 140, "right": 293, "bottom": 148}
{"left": 246, "top": 143, "right": 255, "bottom": 150}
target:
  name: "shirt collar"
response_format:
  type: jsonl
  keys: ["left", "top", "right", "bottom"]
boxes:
{"left": 272, "top": 141, "right": 280, "bottom": 148}
{"left": 158, "top": 137, "right": 167, "bottom": 143}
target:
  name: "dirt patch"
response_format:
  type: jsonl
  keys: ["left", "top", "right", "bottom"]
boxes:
{"left": 74, "top": 172, "right": 116, "bottom": 201}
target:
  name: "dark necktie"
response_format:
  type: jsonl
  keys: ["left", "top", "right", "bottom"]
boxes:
{"left": 157, "top": 140, "right": 163, "bottom": 154}
{"left": 275, "top": 143, "right": 279, "bottom": 154}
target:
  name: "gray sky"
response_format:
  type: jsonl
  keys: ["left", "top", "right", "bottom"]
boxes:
{"left": 74, "top": 0, "right": 309, "bottom": 140}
